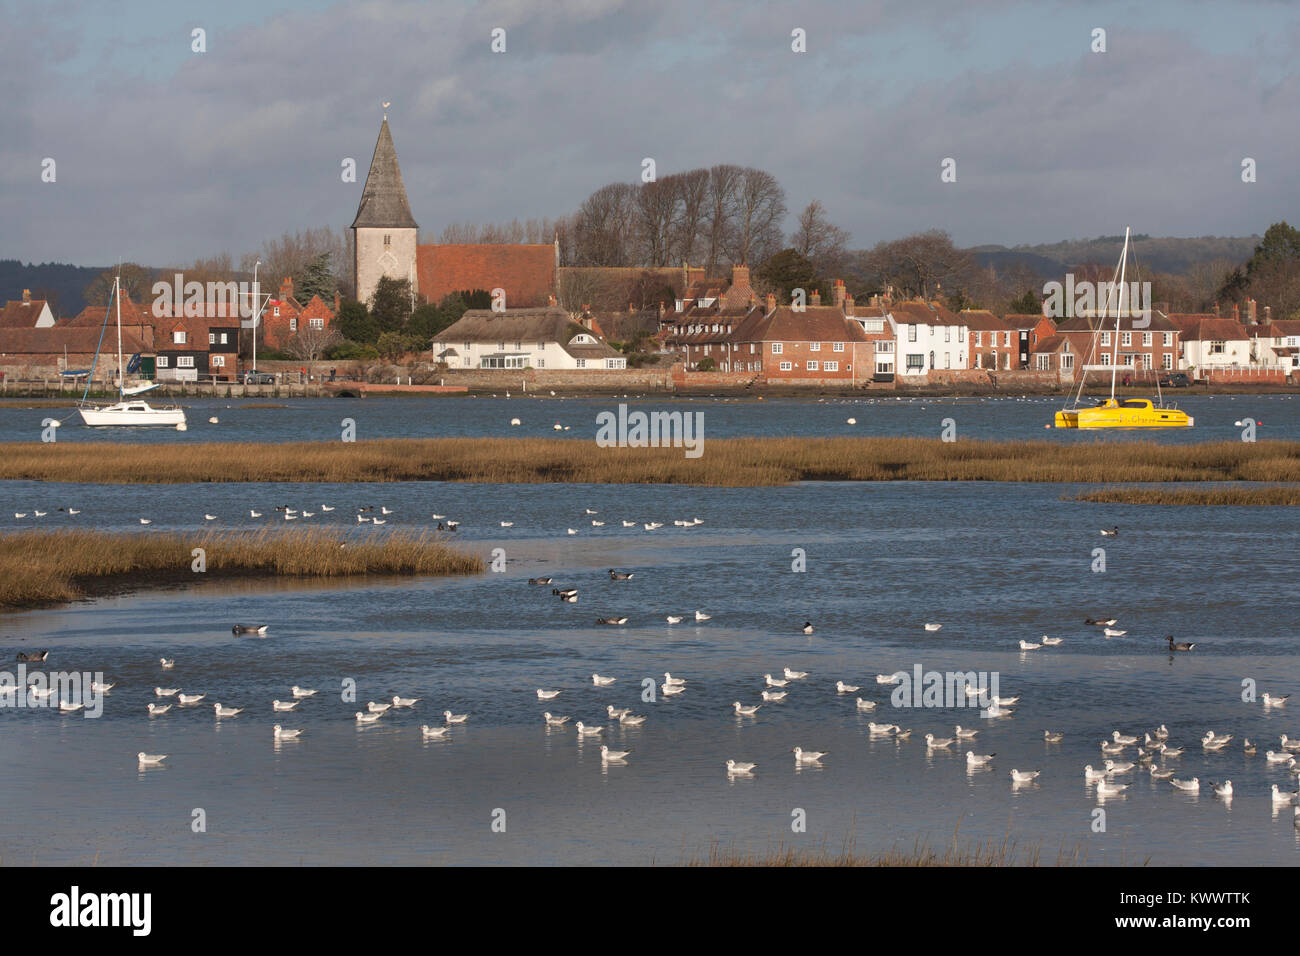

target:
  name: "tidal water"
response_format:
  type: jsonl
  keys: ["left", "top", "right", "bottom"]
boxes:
{"left": 1, "top": 479, "right": 1298, "bottom": 865}
{"left": 1, "top": 392, "right": 1296, "bottom": 445}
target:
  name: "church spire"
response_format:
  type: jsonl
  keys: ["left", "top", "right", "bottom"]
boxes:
{"left": 351, "top": 117, "right": 418, "bottom": 230}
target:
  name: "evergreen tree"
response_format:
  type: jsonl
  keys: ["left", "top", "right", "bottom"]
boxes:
{"left": 336, "top": 298, "right": 378, "bottom": 344}
{"left": 296, "top": 251, "right": 336, "bottom": 303}
{"left": 369, "top": 276, "right": 414, "bottom": 333}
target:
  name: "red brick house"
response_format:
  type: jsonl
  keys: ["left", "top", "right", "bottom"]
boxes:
{"left": 732, "top": 294, "right": 872, "bottom": 384}
{"left": 1052, "top": 311, "right": 1181, "bottom": 381}
{"left": 262, "top": 277, "right": 339, "bottom": 351}
{"left": 0, "top": 290, "right": 56, "bottom": 328}
{"left": 152, "top": 313, "right": 240, "bottom": 382}
{"left": 961, "top": 310, "right": 1015, "bottom": 370}
{"left": 1003, "top": 313, "right": 1057, "bottom": 368}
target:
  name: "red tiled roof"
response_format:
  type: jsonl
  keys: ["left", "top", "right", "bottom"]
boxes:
{"left": 736, "top": 305, "right": 870, "bottom": 344}
{"left": 888, "top": 300, "right": 962, "bottom": 326}
{"left": 0, "top": 299, "right": 51, "bottom": 327}
{"left": 1167, "top": 315, "right": 1248, "bottom": 341}
{"left": 959, "top": 309, "right": 1011, "bottom": 332}
{"left": 417, "top": 244, "right": 555, "bottom": 307}
{"left": 1003, "top": 313, "right": 1055, "bottom": 330}
{"left": 0, "top": 325, "right": 153, "bottom": 355}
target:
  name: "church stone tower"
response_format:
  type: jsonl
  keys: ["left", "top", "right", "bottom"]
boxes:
{"left": 351, "top": 117, "right": 419, "bottom": 306}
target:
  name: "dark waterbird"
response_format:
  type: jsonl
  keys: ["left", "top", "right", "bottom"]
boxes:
{"left": 1166, "top": 635, "right": 1196, "bottom": 652}
{"left": 16, "top": 650, "right": 49, "bottom": 663}
{"left": 232, "top": 624, "right": 269, "bottom": 635}
{"left": 608, "top": 570, "right": 634, "bottom": 581}
{"left": 528, "top": 577, "right": 553, "bottom": 585}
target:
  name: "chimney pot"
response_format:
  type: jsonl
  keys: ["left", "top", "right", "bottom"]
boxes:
{"left": 765, "top": 292, "right": 776, "bottom": 313}
{"left": 21, "top": 288, "right": 31, "bottom": 304}
{"left": 1233, "top": 304, "right": 1240, "bottom": 322}
{"left": 844, "top": 293, "right": 855, "bottom": 317}
{"left": 810, "top": 289, "right": 821, "bottom": 306}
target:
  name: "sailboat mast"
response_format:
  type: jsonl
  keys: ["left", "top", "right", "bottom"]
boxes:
{"left": 115, "top": 275, "right": 124, "bottom": 398}
{"left": 1110, "top": 227, "right": 1130, "bottom": 401}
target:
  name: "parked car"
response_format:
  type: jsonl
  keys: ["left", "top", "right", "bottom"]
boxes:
{"left": 243, "top": 370, "right": 276, "bottom": 385}
{"left": 1158, "top": 372, "right": 1191, "bottom": 388}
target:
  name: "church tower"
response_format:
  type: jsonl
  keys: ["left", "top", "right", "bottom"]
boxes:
{"left": 351, "top": 116, "right": 419, "bottom": 306}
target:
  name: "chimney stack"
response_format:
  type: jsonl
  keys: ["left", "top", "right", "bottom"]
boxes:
{"left": 844, "top": 293, "right": 855, "bottom": 317}
{"left": 21, "top": 289, "right": 30, "bottom": 304}
{"left": 333, "top": 291, "right": 341, "bottom": 314}
{"left": 1265, "top": 305, "right": 1272, "bottom": 324}
{"left": 1247, "top": 298, "right": 1257, "bottom": 324}
{"left": 731, "top": 263, "right": 750, "bottom": 290}
{"left": 810, "top": 289, "right": 821, "bottom": 306}
{"left": 765, "top": 292, "right": 776, "bottom": 314}
{"left": 832, "top": 278, "right": 845, "bottom": 309}
{"left": 1233, "top": 303, "right": 1240, "bottom": 322}
{"left": 280, "top": 276, "right": 293, "bottom": 299}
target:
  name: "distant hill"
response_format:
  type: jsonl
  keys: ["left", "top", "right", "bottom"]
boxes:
{"left": 971, "top": 235, "right": 1260, "bottom": 277}
{"left": 0, "top": 260, "right": 106, "bottom": 317}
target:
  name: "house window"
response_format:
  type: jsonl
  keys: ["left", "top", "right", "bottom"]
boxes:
{"left": 1101, "top": 332, "right": 1111, "bottom": 346}
{"left": 833, "top": 342, "right": 844, "bottom": 352}
{"left": 290, "top": 318, "right": 298, "bottom": 332}
{"left": 212, "top": 355, "right": 225, "bottom": 367}
{"left": 772, "top": 342, "right": 783, "bottom": 354}
{"left": 944, "top": 352, "right": 951, "bottom": 369}
{"left": 749, "top": 344, "right": 756, "bottom": 354}
{"left": 907, "top": 325, "right": 917, "bottom": 342}
{"left": 1062, "top": 354, "right": 1075, "bottom": 371}
{"left": 1142, "top": 332, "right": 1152, "bottom": 346}
{"left": 779, "top": 361, "right": 792, "bottom": 371}
{"left": 157, "top": 356, "right": 169, "bottom": 368}
{"left": 208, "top": 333, "right": 215, "bottom": 344}
{"left": 1121, "top": 331, "right": 1132, "bottom": 347}
{"left": 576, "top": 359, "right": 586, "bottom": 368}
{"left": 876, "top": 360, "right": 894, "bottom": 374}
{"left": 1142, "top": 353, "right": 1152, "bottom": 369}
{"left": 310, "top": 318, "right": 324, "bottom": 329}
{"left": 806, "top": 360, "right": 819, "bottom": 371}
{"left": 537, "top": 342, "right": 546, "bottom": 350}
{"left": 1163, "top": 332, "right": 1173, "bottom": 346}
{"left": 1100, "top": 354, "right": 1111, "bottom": 366}
{"left": 1209, "top": 340, "right": 1225, "bottom": 354}
{"left": 975, "top": 332, "right": 983, "bottom": 347}
{"left": 1162, "top": 353, "right": 1172, "bottom": 370}
{"left": 177, "top": 356, "right": 195, "bottom": 368}
{"left": 1036, "top": 354, "right": 1050, "bottom": 371}
{"left": 823, "top": 361, "right": 839, "bottom": 372}
{"left": 220, "top": 332, "right": 228, "bottom": 344}
{"left": 906, "top": 354, "right": 924, "bottom": 371}
{"left": 809, "top": 342, "right": 820, "bottom": 352}
{"left": 273, "top": 307, "right": 280, "bottom": 317}
{"left": 173, "top": 330, "right": 186, "bottom": 344}
{"left": 944, "top": 326, "right": 951, "bottom": 342}
{"left": 875, "top": 340, "right": 893, "bottom": 353}
{"left": 384, "top": 235, "right": 391, "bottom": 248}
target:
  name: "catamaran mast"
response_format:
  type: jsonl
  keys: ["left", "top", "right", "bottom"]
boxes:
{"left": 1110, "top": 227, "right": 1130, "bottom": 401}
{"left": 114, "top": 275, "right": 124, "bottom": 399}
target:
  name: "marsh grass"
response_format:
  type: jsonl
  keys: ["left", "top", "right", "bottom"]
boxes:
{"left": 0, "top": 528, "right": 482, "bottom": 609}
{"left": 3, "top": 437, "right": 1299, "bottom": 486}
{"left": 1071, "top": 484, "right": 1300, "bottom": 506}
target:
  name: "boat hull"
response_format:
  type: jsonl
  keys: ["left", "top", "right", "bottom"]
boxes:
{"left": 78, "top": 402, "right": 187, "bottom": 427}
{"left": 1055, "top": 400, "right": 1192, "bottom": 429}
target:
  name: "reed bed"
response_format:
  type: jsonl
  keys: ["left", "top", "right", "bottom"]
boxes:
{"left": 2, "top": 437, "right": 1299, "bottom": 486}
{"left": 0, "top": 528, "right": 482, "bottom": 609}
{"left": 1071, "top": 484, "right": 1300, "bottom": 506}
{"left": 683, "top": 832, "right": 1088, "bottom": 867}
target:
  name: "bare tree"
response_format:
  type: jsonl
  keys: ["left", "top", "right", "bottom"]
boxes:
{"left": 727, "top": 168, "right": 787, "bottom": 268}
{"left": 285, "top": 325, "right": 342, "bottom": 380}
{"left": 668, "top": 168, "right": 710, "bottom": 267}
{"left": 634, "top": 179, "right": 681, "bottom": 267}
{"left": 703, "top": 164, "right": 743, "bottom": 274}
{"left": 791, "top": 200, "right": 852, "bottom": 278}
{"left": 862, "top": 230, "right": 975, "bottom": 300}
{"left": 573, "top": 182, "right": 638, "bottom": 266}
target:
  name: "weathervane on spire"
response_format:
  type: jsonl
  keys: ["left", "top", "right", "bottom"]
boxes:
{"left": 382, "top": 101, "right": 390, "bottom": 120}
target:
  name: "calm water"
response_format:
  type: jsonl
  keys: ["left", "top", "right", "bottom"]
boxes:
{"left": 1, "top": 479, "right": 1298, "bottom": 865}
{"left": 2, "top": 393, "right": 1297, "bottom": 445}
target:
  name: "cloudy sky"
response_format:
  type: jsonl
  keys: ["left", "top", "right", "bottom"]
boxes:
{"left": 3, "top": 0, "right": 1298, "bottom": 266}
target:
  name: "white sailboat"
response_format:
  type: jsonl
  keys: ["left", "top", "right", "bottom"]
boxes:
{"left": 78, "top": 276, "right": 187, "bottom": 428}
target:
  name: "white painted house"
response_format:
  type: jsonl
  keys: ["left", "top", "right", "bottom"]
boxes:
{"left": 886, "top": 301, "right": 968, "bottom": 376}
{"left": 432, "top": 307, "right": 627, "bottom": 370}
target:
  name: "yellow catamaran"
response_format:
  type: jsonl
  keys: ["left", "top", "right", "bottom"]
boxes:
{"left": 1054, "top": 227, "right": 1193, "bottom": 429}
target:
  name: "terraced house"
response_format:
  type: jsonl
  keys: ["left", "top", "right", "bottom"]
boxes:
{"left": 961, "top": 309, "right": 1015, "bottom": 370}
{"left": 887, "top": 300, "right": 968, "bottom": 376}
{"left": 1051, "top": 311, "right": 1181, "bottom": 379}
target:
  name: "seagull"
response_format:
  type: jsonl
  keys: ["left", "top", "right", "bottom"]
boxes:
{"left": 1263, "top": 693, "right": 1291, "bottom": 708}
{"left": 444, "top": 711, "right": 468, "bottom": 724}
{"left": 619, "top": 712, "right": 647, "bottom": 727}
{"left": 966, "top": 751, "right": 995, "bottom": 767}
{"left": 1112, "top": 731, "right": 1138, "bottom": 746}
{"left": 1083, "top": 765, "right": 1107, "bottom": 782}
{"left": 1170, "top": 777, "right": 1200, "bottom": 791}
{"left": 783, "top": 667, "right": 808, "bottom": 681}
{"left": 27, "top": 686, "right": 54, "bottom": 701}
{"left": 232, "top": 624, "right": 269, "bottom": 635}
{"left": 392, "top": 695, "right": 419, "bottom": 708}
{"left": 537, "top": 689, "right": 562, "bottom": 700}
{"left": 733, "top": 702, "right": 761, "bottom": 716}
{"left": 1201, "top": 732, "right": 1233, "bottom": 751}
{"left": 431, "top": 514, "right": 445, "bottom": 520}
{"left": 1104, "top": 759, "right": 1135, "bottom": 775}
{"left": 1161, "top": 745, "right": 1185, "bottom": 758}
{"left": 606, "top": 705, "right": 631, "bottom": 719}
{"left": 1266, "top": 750, "right": 1296, "bottom": 765}
{"left": 694, "top": 611, "right": 711, "bottom": 621}
{"left": 726, "top": 760, "right": 757, "bottom": 775}
{"left": 793, "top": 747, "right": 827, "bottom": 764}
{"left": 67, "top": 508, "right": 80, "bottom": 515}
{"left": 1100, "top": 740, "right": 1128, "bottom": 755}
{"left": 58, "top": 700, "right": 84, "bottom": 713}
{"left": 835, "top": 681, "right": 859, "bottom": 694}
{"left": 543, "top": 712, "right": 570, "bottom": 726}
{"left": 291, "top": 686, "right": 317, "bottom": 698}
{"left": 204, "top": 514, "right": 217, "bottom": 521}
{"left": 868, "top": 722, "right": 898, "bottom": 735}
{"left": 1103, "top": 628, "right": 1126, "bottom": 638}
{"left": 138, "top": 518, "right": 151, "bottom": 525}
{"left": 213, "top": 703, "right": 242, "bottom": 717}
{"left": 925, "top": 734, "right": 955, "bottom": 750}
{"left": 663, "top": 673, "right": 687, "bottom": 686}
{"left": 1211, "top": 780, "right": 1233, "bottom": 798}
{"left": 1272, "top": 784, "right": 1299, "bottom": 805}
{"left": 499, "top": 521, "right": 514, "bottom": 528}
{"left": 585, "top": 509, "right": 598, "bottom": 515}
{"left": 147, "top": 702, "right": 171, "bottom": 716}
{"left": 272, "top": 700, "right": 299, "bottom": 711}
{"left": 992, "top": 696, "right": 1020, "bottom": 706}
{"left": 1244, "top": 738, "right": 1257, "bottom": 755}
{"left": 592, "top": 674, "right": 617, "bottom": 686}
{"left": 802, "top": 622, "right": 815, "bottom": 634}
{"left": 160, "top": 658, "right": 175, "bottom": 669}
{"left": 381, "top": 507, "right": 393, "bottom": 515}
{"left": 1154, "top": 724, "right": 1170, "bottom": 740}
{"left": 762, "top": 690, "right": 787, "bottom": 702}
{"left": 1166, "top": 635, "right": 1195, "bottom": 652}
{"left": 321, "top": 505, "right": 334, "bottom": 512}
{"left": 665, "top": 615, "right": 683, "bottom": 624}
{"left": 661, "top": 683, "right": 685, "bottom": 696}
{"left": 357, "top": 515, "right": 370, "bottom": 524}
{"left": 250, "top": 510, "right": 262, "bottom": 517}
{"left": 12, "top": 513, "right": 26, "bottom": 519}
{"left": 1010, "top": 769, "right": 1041, "bottom": 784}
{"left": 1149, "top": 766, "right": 1175, "bottom": 780}
{"left": 574, "top": 722, "right": 603, "bottom": 736}
{"left": 1018, "top": 639, "right": 1041, "bottom": 650}
{"left": 1095, "top": 779, "right": 1128, "bottom": 796}
{"left": 622, "top": 521, "right": 636, "bottom": 527}
{"left": 1280, "top": 735, "right": 1300, "bottom": 752}
{"left": 273, "top": 725, "right": 303, "bottom": 740}
{"left": 590, "top": 520, "right": 605, "bottom": 527}
{"left": 90, "top": 681, "right": 113, "bottom": 693}
{"left": 420, "top": 724, "right": 449, "bottom": 737}
{"left": 1100, "top": 527, "right": 1118, "bottom": 536}
{"left": 154, "top": 687, "right": 179, "bottom": 697}
{"left": 371, "top": 518, "right": 386, "bottom": 525}
{"left": 367, "top": 701, "right": 391, "bottom": 714}
{"left": 1040, "top": 636, "right": 1063, "bottom": 646}
{"left": 355, "top": 711, "right": 382, "bottom": 724}
{"left": 924, "top": 623, "right": 942, "bottom": 632}
{"left": 644, "top": 522, "right": 663, "bottom": 531}
{"left": 177, "top": 693, "right": 205, "bottom": 705}
{"left": 855, "top": 698, "right": 877, "bottom": 711}
{"left": 600, "top": 745, "right": 630, "bottom": 762}
{"left": 764, "top": 674, "right": 789, "bottom": 687}
{"left": 985, "top": 703, "right": 1014, "bottom": 718}
{"left": 137, "top": 752, "right": 167, "bottom": 767}
{"left": 955, "top": 725, "right": 979, "bottom": 739}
